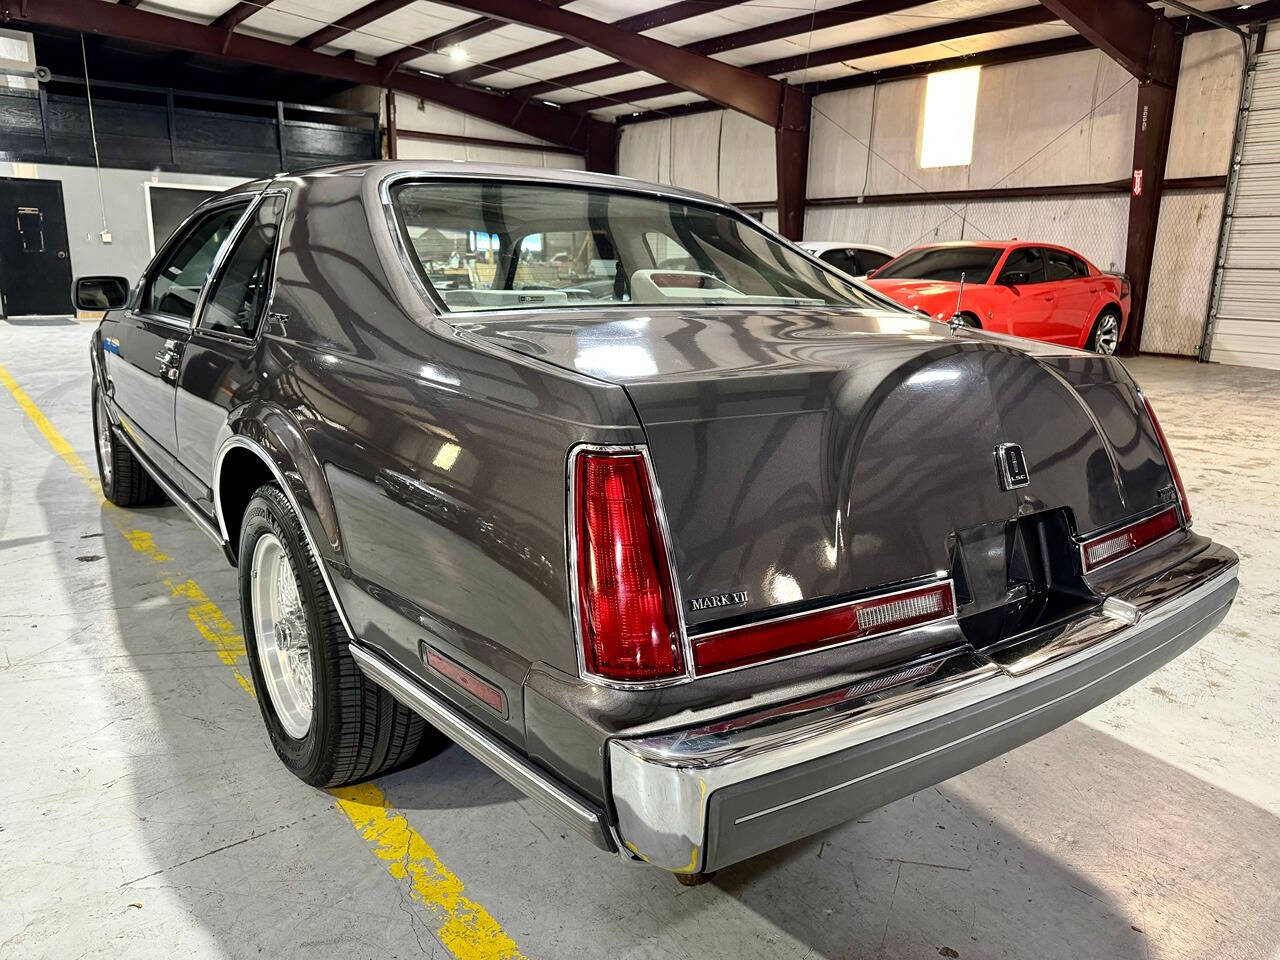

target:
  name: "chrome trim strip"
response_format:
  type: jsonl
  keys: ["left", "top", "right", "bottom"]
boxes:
{"left": 112, "top": 420, "right": 224, "bottom": 547}
{"left": 347, "top": 641, "right": 613, "bottom": 852}
{"left": 609, "top": 556, "right": 1238, "bottom": 872}
{"left": 564, "top": 442, "right": 696, "bottom": 690}
{"left": 212, "top": 434, "right": 355, "bottom": 641}
{"left": 690, "top": 578, "right": 958, "bottom": 678}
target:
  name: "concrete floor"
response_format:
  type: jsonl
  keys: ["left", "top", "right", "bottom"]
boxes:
{"left": 1, "top": 320, "right": 1277, "bottom": 960}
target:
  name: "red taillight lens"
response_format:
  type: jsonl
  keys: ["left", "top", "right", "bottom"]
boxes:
{"left": 692, "top": 582, "right": 954, "bottom": 675}
{"left": 1080, "top": 506, "right": 1180, "bottom": 571}
{"left": 1141, "top": 394, "right": 1191, "bottom": 526}
{"left": 573, "top": 451, "right": 682, "bottom": 682}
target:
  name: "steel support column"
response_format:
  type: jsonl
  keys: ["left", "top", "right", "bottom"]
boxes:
{"left": 776, "top": 86, "right": 810, "bottom": 240}
{"left": 1122, "top": 68, "right": 1180, "bottom": 354}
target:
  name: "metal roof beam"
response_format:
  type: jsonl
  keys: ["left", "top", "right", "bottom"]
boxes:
{"left": 377, "top": 0, "right": 574, "bottom": 76}
{"left": 418, "top": 0, "right": 795, "bottom": 127}
{"left": 511, "top": 0, "right": 937, "bottom": 99}
{"left": 437, "top": 0, "right": 747, "bottom": 87}
{"left": 0, "top": 0, "right": 611, "bottom": 153}
{"left": 571, "top": 4, "right": 1057, "bottom": 113}
{"left": 1038, "top": 0, "right": 1179, "bottom": 85}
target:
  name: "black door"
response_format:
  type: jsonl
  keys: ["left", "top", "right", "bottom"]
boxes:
{"left": 0, "top": 178, "right": 74, "bottom": 317}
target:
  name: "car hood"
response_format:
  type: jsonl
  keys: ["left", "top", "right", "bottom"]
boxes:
{"left": 864, "top": 278, "right": 967, "bottom": 313}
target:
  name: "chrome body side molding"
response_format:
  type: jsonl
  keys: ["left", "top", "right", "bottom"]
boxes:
{"left": 347, "top": 641, "right": 615, "bottom": 853}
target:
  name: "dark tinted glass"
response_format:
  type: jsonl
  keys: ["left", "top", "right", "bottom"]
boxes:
{"left": 997, "top": 247, "right": 1047, "bottom": 285}
{"left": 859, "top": 250, "right": 893, "bottom": 273}
{"left": 819, "top": 248, "right": 860, "bottom": 274}
{"left": 147, "top": 203, "right": 248, "bottom": 321}
{"left": 875, "top": 246, "right": 1002, "bottom": 282}
{"left": 1044, "top": 248, "right": 1086, "bottom": 281}
{"left": 392, "top": 181, "right": 879, "bottom": 312}
{"left": 201, "top": 195, "right": 285, "bottom": 338}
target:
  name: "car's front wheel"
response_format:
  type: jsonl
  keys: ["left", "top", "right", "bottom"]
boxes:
{"left": 1088, "top": 308, "right": 1122, "bottom": 355}
{"left": 238, "top": 484, "right": 437, "bottom": 787}
{"left": 91, "top": 382, "right": 163, "bottom": 507}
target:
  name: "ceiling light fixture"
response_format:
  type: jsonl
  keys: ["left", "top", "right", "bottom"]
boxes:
{"left": 448, "top": 46, "right": 467, "bottom": 61}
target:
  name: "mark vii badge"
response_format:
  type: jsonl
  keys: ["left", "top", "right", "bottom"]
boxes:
{"left": 688, "top": 590, "right": 750, "bottom": 613}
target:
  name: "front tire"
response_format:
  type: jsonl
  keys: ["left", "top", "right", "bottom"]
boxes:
{"left": 238, "top": 484, "right": 435, "bottom": 787}
{"left": 1088, "top": 308, "right": 1122, "bottom": 355}
{"left": 92, "top": 382, "right": 163, "bottom": 507}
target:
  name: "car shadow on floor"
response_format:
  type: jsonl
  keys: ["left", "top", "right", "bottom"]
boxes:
{"left": 69, "top": 482, "right": 1280, "bottom": 960}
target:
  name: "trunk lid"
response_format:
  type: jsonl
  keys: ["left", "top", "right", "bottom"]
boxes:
{"left": 459, "top": 307, "right": 1176, "bottom": 634}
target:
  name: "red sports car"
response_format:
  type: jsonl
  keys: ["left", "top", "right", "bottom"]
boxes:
{"left": 864, "top": 242, "right": 1130, "bottom": 354}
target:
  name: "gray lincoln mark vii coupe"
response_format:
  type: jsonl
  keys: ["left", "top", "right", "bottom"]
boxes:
{"left": 80, "top": 162, "right": 1238, "bottom": 882}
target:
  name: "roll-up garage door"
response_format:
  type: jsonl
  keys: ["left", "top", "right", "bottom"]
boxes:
{"left": 1207, "top": 51, "right": 1280, "bottom": 369}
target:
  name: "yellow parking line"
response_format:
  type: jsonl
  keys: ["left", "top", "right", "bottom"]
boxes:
{"left": 0, "top": 359, "right": 526, "bottom": 960}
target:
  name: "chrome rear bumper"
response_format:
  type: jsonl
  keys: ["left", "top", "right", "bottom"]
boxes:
{"left": 608, "top": 542, "right": 1239, "bottom": 874}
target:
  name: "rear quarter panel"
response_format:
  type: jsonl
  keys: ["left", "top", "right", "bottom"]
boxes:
{"left": 268, "top": 171, "right": 641, "bottom": 749}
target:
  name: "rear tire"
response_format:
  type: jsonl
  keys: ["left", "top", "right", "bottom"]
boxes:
{"left": 92, "top": 382, "right": 164, "bottom": 507}
{"left": 238, "top": 483, "right": 439, "bottom": 787}
{"left": 1087, "top": 308, "right": 1122, "bottom": 355}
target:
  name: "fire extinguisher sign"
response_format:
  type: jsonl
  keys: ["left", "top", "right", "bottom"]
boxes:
{"left": 1132, "top": 169, "right": 1143, "bottom": 197}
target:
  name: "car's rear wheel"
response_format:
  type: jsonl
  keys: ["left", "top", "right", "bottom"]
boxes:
{"left": 91, "top": 382, "right": 163, "bottom": 507}
{"left": 238, "top": 483, "right": 438, "bottom": 787}
{"left": 1088, "top": 309, "right": 1121, "bottom": 355}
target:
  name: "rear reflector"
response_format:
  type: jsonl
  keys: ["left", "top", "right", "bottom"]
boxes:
{"left": 425, "top": 648, "right": 505, "bottom": 715}
{"left": 1141, "top": 394, "right": 1191, "bottom": 526}
{"left": 573, "top": 450, "right": 683, "bottom": 683}
{"left": 1080, "top": 506, "right": 1180, "bottom": 572}
{"left": 692, "top": 582, "right": 954, "bottom": 675}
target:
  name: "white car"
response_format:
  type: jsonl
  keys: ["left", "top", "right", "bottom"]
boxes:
{"left": 798, "top": 241, "right": 896, "bottom": 279}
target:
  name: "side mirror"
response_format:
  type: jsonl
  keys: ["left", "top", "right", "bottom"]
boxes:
{"left": 1001, "top": 271, "right": 1029, "bottom": 286}
{"left": 73, "top": 276, "right": 130, "bottom": 311}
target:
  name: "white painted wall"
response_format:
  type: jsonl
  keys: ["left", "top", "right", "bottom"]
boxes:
{"left": 617, "top": 109, "right": 776, "bottom": 202}
{"left": 0, "top": 162, "right": 247, "bottom": 290}
{"left": 390, "top": 92, "right": 586, "bottom": 170}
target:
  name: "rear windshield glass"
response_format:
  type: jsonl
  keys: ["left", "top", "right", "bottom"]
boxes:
{"left": 389, "top": 180, "right": 881, "bottom": 313}
{"left": 875, "top": 246, "right": 1003, "bottom": 283}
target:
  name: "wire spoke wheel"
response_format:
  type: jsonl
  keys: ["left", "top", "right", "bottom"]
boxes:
{"left": 95, "top": 393, "right": 113, "bottom": 488}
{"left": 250, "top": 532, "right": 314, "bottom": 739}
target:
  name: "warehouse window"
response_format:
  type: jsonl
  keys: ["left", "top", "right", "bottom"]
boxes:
{"left": 919, "top": 66, "right": 981, "bottom": 168}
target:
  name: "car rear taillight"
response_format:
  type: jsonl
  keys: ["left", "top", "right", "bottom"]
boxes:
{"left": 691, "top": 582, "right": 954, "bottom": 675}
{"left": 1141, "top": 394, "right": 1191, "bottom": 526}
{"left": 572, "top": 450, "right": 683, "bottom": 683}
{"left": 1080, "top": 506, "right": 1181, "bottom": 572}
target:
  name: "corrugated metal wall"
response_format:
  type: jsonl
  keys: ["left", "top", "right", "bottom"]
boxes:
{"left": 1207, "top": 51, "right": 1280, "bottom": 368}
{"left": 393, "top": 95, "right": 586, "bottom": 170}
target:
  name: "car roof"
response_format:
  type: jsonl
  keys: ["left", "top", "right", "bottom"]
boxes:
{"left": 240, "top": 160, "right": 733, "bottom": 211}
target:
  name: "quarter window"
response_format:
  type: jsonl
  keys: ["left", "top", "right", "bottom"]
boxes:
{"left": 200, "top": 195, "right": 285, "bottom": 338}
{"left": 146, "top": 202, "right": 248, "bottom": 322}
{"left": 1044, "top": 248, "right": 1087, "bottom": 281}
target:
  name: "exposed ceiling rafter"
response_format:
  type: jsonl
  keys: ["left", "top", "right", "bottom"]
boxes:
{"left": 571, "top": 3, "right": 1058, "bottom": 114}
{"left": 437, "top": 0, "right": 748, "bottom": 87}
{"left": 0, "top": 0, "right": 611, "bottom": 155}
{"left": 1038, "top": 0, "right": 1178, "bottom": 84}
{"left": 377, "top": 0, "right": 575, "bottom": 76}
{"left": 408, "top": 0, "right": 802, "bottom": 128}
{"left": 510, "top": 0, "right": 938, "bottom": 99}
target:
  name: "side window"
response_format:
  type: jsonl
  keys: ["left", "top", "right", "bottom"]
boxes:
{"left": 200, "top": 195, "right": 285, "bottom": 338}
{"left": 146, "top": 202, "right": 248, "bottom": 322}
{"left": 858, "top": 250, "right": 893, "bottom": 274}
{"left": 1072, "top": 255, "right": 1091, "bottom": 277}
{"left": 998, "top": 247, "right": 1047, "bottom": 285}
{"left": 819, "top": 248, "right": 859, "bottom": 275}
{"left": 1044, "top": 248, "right": 1086, "bottom": 281}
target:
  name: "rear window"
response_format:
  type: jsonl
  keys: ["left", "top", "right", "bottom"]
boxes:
{"left": 875, "top": 246, "right": 1002, "bottom": 283}
{"left": 389, "top": 180, "right": 881, "bottom": 313}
